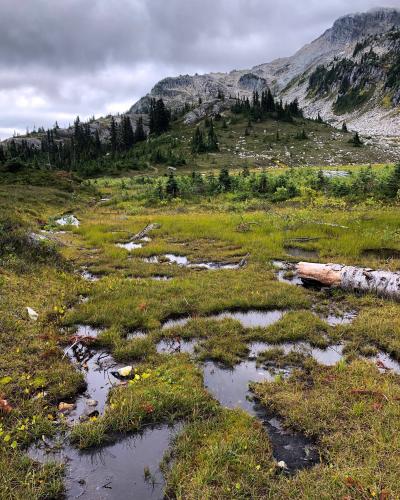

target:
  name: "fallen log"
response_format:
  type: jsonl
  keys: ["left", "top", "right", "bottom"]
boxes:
{"left": 132, "top": 223, "right": 160, "bottom": 241}
{"left": 296, "top": 262, "right": 400, "bottom": 300}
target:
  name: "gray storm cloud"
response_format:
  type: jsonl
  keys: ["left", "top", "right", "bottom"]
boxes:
{"left": 0, "top": 0, "right": 398, "bottom": 138}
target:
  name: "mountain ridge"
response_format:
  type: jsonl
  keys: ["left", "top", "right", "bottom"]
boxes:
{"left": 129, "top": 7, "right": 400, "bottom": 136}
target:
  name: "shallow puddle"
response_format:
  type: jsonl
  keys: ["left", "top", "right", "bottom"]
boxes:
{"left": 162, "top": 309, "right": 286, "bottom": 330}
{"left": 249, "top": 342, "right": 344, "bottom": 365}
{"left": 372, "top": 351, "right": 400, "bottom": 374}
{"left": 277, "top": 269, "right": 304, "bottom": 286}
{"left": 156, "top": 339, "right": 198, "bottom": 354}
{"left": 202, "top": 360, "right": 318, "bottom": 471}
{"left": 212, "top": 310, "right": 285, "bottom": 328}
{"left": 191, "top": 261, "right": 241, "bottom": 270}
{"left": 116, "top": 242, "right": 143, "bottom": 251}
{"left": 29, "top": 425, "right": 179, "bottom": 500}
{"left": 164, "top": 254, "right": 188, "bottom": 265}
{"left": 30, "top": 339, "right": 179, "bottom": 499}
{"left": 151, "top": 275, "right": 173, "bottom": 281}
{"left": 144, "top": 254, "right": 241, "bottom": 270}
{"left": 73, "top": 324, "right": 104, "bottom": 338}
{"left": 284, "top": 247, "right": 319, "bottom": 260}
{"left": 362, "top": 248, "right": 400, "bottom": 260}
{"left": 319, "top": 310, "right": 357, "bottom": 326}
{"left": 80, "top": 268, "right": 101, "bottom": 281}
{"left": 273, "top": 260, "right": 304, "bottom": 285}
{"left": 66, "top": 347, "right": 119, "bottom": 422}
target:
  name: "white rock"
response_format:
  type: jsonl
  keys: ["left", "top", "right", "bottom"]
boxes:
{"left": 26, "top": 307, "right": 38, "bottom": 321}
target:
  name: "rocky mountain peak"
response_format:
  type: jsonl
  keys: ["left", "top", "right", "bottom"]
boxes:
{"left": 326, "top": 7, "right": 400, "bottom": 44}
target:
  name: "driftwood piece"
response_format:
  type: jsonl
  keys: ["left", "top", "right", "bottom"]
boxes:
{"left": 296, "top": 262, "right": 400, "bottom": 300}
{"left": 132, "top": 223, "right": 160, "bottom": 241}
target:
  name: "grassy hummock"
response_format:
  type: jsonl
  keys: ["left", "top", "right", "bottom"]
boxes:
{"left": 253, "top": 360, "right": 400, "bottom": 498}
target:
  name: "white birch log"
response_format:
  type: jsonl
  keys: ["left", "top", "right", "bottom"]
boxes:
{"left": 296, "top": 262, "right": 400, "bottom": 300}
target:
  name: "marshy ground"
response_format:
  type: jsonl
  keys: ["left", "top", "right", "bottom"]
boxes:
{"left": 1, "top": 168, "right": 400, "bottom": 499}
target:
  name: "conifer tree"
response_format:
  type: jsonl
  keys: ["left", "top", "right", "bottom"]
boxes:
{"left": 94, "top": 130, "right": 101, "bottom": 154}
{"left": 218, "top": 168, "right": 231, "bottom": 191}
{"left": 258, "top": 171, "right": 269, "bottom": 194}
{"left": 166, "top": 172, "right": 179, "bottom": 197}
{"left": 207, "top": 120, "right": 219, "bottom": 152}
{"left": 121, "top": 115, "right": 135, "bottom": 150}
{"left": 191, "top": 126, "right": 206, "bottom": 154}
{"left": 134, "top": 117, "right": 147, "bottom": 142}
{"left": 350, "top": 132, "right": 363, "bottom": 147}
{"left": 110, "top": 116, "right": 118, "bottom": 154}
{"left": 149, "top": 98, "right": 170, "bottom": 135}
{"left": 242, "top": 165, "right": 250, "bottom": 177}
{"left": 342, "top": 122, "right": 348, "bottom": 133}
{"left": 386, "top": 163, "right": 400, "bottom": 198}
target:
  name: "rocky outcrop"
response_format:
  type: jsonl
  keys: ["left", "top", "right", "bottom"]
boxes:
{"left": 129, "top": 8, "right": 400, "bottom": 135}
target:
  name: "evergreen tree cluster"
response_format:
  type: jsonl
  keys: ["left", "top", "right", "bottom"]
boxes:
{"left": 147, "top": 163, "right": 400, "bottom": 203}
{"left": 149, "top": 98, "right": 171, "bottom": 135}
{"left": 149, "top": 167, "right": 300, "bottom": 201}
{"left": 191, "top": 119, "right": 219, "bottom": 154}
{"left": 109, "top": 116, "right": 147, "bottom": 154}
{"left": 231, "top": 90, "right": 303, "bottom": 123}
{"left": 0, "top": 114, "right": 148, "bottom": 172}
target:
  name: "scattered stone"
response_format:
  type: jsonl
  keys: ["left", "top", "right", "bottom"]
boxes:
{"left": 26, "top": 307, "right": 39, "bottom": 321}
{"left": 56, "top": 214, "right": 80, "bottom": 227}
{"left": 58, "top": 402, "right": 76, "bottom": 413}
{"left": 84, "top": 409, "right": 99, "bottom": 418}
{"left": 111, "top": 365, "right": 133, "bottom": 379}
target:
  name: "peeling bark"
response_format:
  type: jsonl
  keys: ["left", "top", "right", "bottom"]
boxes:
{"left": 296, "top": 262, "right": 400, "bottom": 300}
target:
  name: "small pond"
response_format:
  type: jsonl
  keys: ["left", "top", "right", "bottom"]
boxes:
{"left": 116, "top": 242, "right": 143, "bottom": 251}
{"left": 162, "top": 309, "right": 286, "bottom": 330}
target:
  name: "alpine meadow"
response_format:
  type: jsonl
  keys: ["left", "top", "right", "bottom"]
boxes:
{"left": 1, "top": 3, "right": 400, "bottom": 499}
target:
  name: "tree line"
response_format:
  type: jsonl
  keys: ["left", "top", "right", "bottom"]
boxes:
{"left": 0, "top": 98, "right": 171, "bottom": 173}
{"left": 231, "top": 90, "right": 303, "bottom": 123}
{"left": 146, "top": 164, "right": 400, "bottom": 202}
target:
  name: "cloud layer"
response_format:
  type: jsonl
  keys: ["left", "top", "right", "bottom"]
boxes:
{"left": 0, "top": 0, "right": 397, "bottom": 138}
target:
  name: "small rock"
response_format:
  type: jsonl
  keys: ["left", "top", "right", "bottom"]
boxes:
{"left": 26, "top": 307, "right": 39, "bottom": 321}
{"left": 111, "top": 365, "right": 133, "bottom": 379}
{"left": 277, "top": 460, "right": 288, "bottom": 469}
{"left": 84, "top": 409, "right": 99, "bottom": 418}
{"left": 86, "top": 399, "right": 98, "bottom": 407}
{"left": 58, "top": 402, "right": 76, "bottom": 412}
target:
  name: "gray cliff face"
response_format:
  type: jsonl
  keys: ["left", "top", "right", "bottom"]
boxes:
{"left": 327, "top": 7, "right": 400, "bottom": 43}
{"left": 129, "top": 8, "right": 400, "bottom": 136}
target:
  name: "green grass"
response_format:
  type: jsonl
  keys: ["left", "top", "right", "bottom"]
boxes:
{"left": 253, "top": 360, "right": 400, "bottom": 498}
{"left": 162, "top": 409, "right": 276, "bottom": 499}
{"left": 0, "top": 181, "right": 89, "bottom": 499}
{"left": 2, "top": 165, "right": 400, "bottom": 499}
{"left": 70, "top": 355, "right": 218, "bottom": 448}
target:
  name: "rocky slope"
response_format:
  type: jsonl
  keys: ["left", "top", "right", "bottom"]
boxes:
{"left": 129, "top": 7, "right": 400, "bottom": 136}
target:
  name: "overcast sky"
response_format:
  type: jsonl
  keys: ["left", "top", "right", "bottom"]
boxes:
{"left": 0, "top": 0, "right": 398, "bottom": 139}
